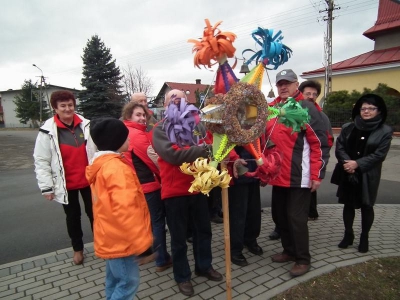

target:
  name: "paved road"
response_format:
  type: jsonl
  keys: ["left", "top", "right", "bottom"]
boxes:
{"left": 0, "top": 130, "right": 92, "bottom": 265}
{"left": 1, "top": 129, "right": 399, "bottom": 264}
{"left": 1, "top": 204, "right": 399, "bottom": 300}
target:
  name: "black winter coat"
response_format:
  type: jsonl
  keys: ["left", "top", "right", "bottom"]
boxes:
{"left": 335, "top": 122, "right": 392, "bottom": 206}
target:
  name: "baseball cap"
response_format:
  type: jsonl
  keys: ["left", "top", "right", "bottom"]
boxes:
{"left": 276, "top": 69, "right": 298, "bottom": 83}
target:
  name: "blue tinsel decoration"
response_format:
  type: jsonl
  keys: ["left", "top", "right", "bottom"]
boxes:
{"left": 242, "top": 28, "right": 293, "bottom": 70}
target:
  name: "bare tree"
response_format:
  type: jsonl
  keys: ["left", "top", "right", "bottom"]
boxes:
{"left": 121, "top": 64, "right": 154, "bottom": 99}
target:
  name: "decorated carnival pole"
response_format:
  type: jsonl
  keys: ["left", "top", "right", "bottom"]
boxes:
{"left": 187, "top": 20, "right": 237, "bottom": 299}
{"left": 184, "top": 19, "right": 310, "bottom": 299}
{"left": 185, "top": 19, "right": 271, "bottom": 299}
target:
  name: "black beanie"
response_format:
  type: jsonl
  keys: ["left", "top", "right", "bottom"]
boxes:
{"left": 90, "top": 118, "right": 129, "bottom": 151}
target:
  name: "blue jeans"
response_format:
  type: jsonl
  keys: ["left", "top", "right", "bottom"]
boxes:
{"left": 105, "top": 255, "right": 139, "bottom": 300}
{"left": 165, "top": 194, "right": 212, "bottom": 283}
{"left": 145, "top": 190, "right": 170, "bottom": 266}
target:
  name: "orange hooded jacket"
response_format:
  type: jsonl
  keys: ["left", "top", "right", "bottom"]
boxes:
{"left": 86, "top": 153, "right": 152, "bottom": 259}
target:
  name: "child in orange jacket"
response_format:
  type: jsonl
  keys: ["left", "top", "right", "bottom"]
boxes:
{"left": 86, "top": 118, "right": 152, "bottom": 300}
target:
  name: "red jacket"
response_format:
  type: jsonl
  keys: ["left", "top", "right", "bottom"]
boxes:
{"left": 123, "top": 120, "right": 161, "bottom": 194}
{"left": 55, "top": 114, "right": 89, "bottom": 190}
{"left": 264, "top": 91, "right": 330, "bottom": 187}
{"left": 152, "top": 122, "right": 208, "bottom": 199}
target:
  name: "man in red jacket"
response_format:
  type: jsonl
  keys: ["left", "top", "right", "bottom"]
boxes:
{"left": 152, "top": 89, "right": 222, "bottom": 297}
{"left": 266, "top": 70, "right": 329, "bottom": 277}
{"left": 268, "top": 70, "right": 304, "bottom": 241}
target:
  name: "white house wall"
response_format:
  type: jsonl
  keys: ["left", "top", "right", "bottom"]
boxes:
{"left": 1, "top": 90, "right": 31, "bottom": 128}
{"left": 0, "top": 86, "right": 78, "bottom": 128}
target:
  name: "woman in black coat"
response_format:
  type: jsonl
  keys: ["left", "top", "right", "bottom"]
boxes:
{"left": 333, "top": 94, "right": 392, "bottom": 253}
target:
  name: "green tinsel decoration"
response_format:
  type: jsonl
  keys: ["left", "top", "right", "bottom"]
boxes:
{"left": 278, "top": 98, "right": 310, "bottom": 133}
{"left": 267, "top": 98, "right": 310, "bottom": 133}
{"left": 213, "top": 133, "right": 236, "bottom": 163}
{"left": 267, "top": 107, "right": 280, "bottom": 120}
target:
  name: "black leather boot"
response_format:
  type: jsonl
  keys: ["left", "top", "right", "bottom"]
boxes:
{"left": 358, "top": 233, "right": 369, "bottom": 253}
{"left": 338, "top": 231, "right": 354, "bottom": 249}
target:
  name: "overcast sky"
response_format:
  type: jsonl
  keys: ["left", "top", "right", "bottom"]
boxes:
{"left": 0, "top": 0, "right": 379, "bottom": 96}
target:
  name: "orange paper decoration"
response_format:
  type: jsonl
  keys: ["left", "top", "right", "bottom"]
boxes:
{"left": 188, "top": 19, "right": 237, "bottom": 68}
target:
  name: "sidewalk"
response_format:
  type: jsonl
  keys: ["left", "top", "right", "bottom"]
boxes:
{"left": 1, "top": 204, "right": 399, "bottom": 300}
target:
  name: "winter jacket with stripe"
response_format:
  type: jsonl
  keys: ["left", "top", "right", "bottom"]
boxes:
{"left": 33, "top": 114, "right": 96, "bottom": 204}
{"left": 265, "top": 92, "right": 330, "bottom": 188}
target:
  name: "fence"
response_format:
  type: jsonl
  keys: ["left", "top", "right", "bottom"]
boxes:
{"left": 2, "top": 123, "right": 33, "bottom": 128}
{"left": 324, "top": 108, "right": 400, "bottom": 132}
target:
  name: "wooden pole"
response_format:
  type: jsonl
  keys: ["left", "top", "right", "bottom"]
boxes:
{"left": 221, "top": 162, "right": 232, "bottom": 300}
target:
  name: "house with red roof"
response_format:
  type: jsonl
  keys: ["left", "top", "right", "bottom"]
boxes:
{"left": 301, "top": 0, "right": 400, "bottom": 103}
{"left": 150, "top": 79, "right": 213, "bottom": 120}
{"left": 152, "top": 79, "right": 213, "bottom": 107}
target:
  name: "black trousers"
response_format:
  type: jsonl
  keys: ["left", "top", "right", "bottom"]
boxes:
{"left": 164, "top": 194, "right": 212, "bottom": 283}
{"left": 309, "top": 191, "right": 319, "bottom": 218}
{"left": 228, "top": 182, "right": 261, "bottom": 256}
{"left": 208, "top": 186, "right": 222, "bottom": 217}
{"left": 271, "top": 186, "right": 311, "bottom": 264}
{"left": 62, "top": 186, "right": 93, "bottom": 251}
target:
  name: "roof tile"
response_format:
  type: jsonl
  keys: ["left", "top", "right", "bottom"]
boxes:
{"left": 302, "top": 46, "right": 400, "bottom": 75}
{"left": 363, "top": 0, "right": 400, "bottom": 38}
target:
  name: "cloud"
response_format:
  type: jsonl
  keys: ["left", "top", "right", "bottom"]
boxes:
{"left": 0, "top": 0, "right": 378, "bottom": 96}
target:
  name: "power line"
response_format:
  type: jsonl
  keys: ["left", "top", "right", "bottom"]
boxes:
{"left": 48, "top": 0, "right": 377, "bottom": 82}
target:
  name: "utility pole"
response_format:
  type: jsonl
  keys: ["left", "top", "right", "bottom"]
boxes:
{"left": 320, "top": 0, "right": 340, "bottom": 100}
{"left": 33, "top": 64, "right": 51, "bottom": 124}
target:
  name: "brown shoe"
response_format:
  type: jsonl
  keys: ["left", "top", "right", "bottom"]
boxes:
{"left": 73, "top": 250, "right": 84, "bottom": 265}
{"left": 290, "top": 263, "right": 311, "bottom": 277}
{"left": 195, "top": 267, "right": 223, "bottom": 281}
{"left": 271, "top": 253, "right": 295, "bottom": 263}
{"left": 137, "top": 253, "right": 156, "bottom": 266}
{"left": 177, "top": 281, "right": 194, "bottom": 296}
{"left": 155, "top": 258, "right": 173, "bottom": 272}
{"left": 137, "top": 247, "right": 156, "bottom": 266}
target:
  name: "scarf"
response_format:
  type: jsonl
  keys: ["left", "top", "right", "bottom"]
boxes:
{"left": 354, "top": 115, "right": 382, "bottom": 132}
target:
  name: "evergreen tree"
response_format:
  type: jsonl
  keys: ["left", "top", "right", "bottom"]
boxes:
{"left": 78, "top": 35, "right": 124, "bottom": 119}
{"left": 13, "top": 79, "right": 50, "bottom": 127}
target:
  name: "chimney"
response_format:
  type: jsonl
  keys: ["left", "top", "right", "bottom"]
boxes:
{"left": 195, "top": 79, "right": 201, "bottom": 84}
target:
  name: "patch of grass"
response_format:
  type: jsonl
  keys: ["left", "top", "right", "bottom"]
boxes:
{"left": 272, "top": 257, "right": 400, "bottom": 300}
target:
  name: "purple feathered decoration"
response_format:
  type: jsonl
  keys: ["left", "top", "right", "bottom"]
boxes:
{"left": 163, "top": 98, "right": 201, "bottom": 147}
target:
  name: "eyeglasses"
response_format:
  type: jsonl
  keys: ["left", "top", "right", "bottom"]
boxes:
{"left": 360, "top": 107, "right": 378, "bottom": 112}
{"left": 303, "top": 92, "right": 318, "bottom": 98}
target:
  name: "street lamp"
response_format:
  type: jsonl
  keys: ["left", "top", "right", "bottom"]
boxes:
{"left": 32, "top": 64, "right": 43, "bottom": 75}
